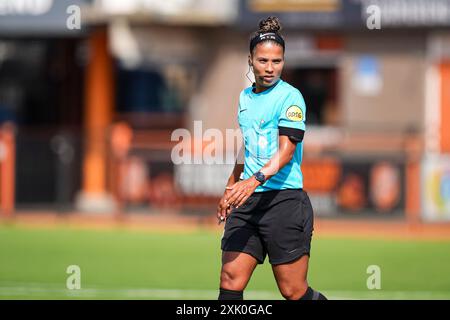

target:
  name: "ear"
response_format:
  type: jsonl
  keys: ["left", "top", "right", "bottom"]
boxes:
{"left": 248, "top": 55, "right": 252, "bottom": 66}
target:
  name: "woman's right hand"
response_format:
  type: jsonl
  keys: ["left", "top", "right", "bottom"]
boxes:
{"left": 217, "top": 186, "right": 234, "bottom": 223}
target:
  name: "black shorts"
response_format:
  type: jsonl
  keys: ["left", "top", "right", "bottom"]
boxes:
{"left": 221, "top": 189, "right": 314, "bottom": 265}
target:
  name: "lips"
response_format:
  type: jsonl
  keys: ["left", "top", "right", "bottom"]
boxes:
{"left": 263, "top": 76, "right": 274, "bottom": 81}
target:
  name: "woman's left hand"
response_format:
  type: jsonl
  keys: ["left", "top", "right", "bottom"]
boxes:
{"left": 226, "top": 177, "right": 260, "bottom": 208}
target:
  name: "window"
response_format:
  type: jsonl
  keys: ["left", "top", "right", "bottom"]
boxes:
{"left": 115, "top": 63, "right": 187, "bottom": 114}
{"left": 283, "top": 67, "right": 338, "bottom": 126}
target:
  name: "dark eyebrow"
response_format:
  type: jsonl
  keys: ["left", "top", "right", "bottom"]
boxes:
{"left": 257, "top": 57, "right": 283, "bottom": 61}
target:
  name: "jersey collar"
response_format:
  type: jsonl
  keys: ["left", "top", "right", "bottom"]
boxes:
{"left": 251, "top": 78, "right": 282, "bottom": 96}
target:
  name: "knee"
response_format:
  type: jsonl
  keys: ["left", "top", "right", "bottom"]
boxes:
{"left": 220, "top": 267, "right": 246, "bottom": 291}
{"left": 279, "top": 282, "right": 308, "bottom": 300}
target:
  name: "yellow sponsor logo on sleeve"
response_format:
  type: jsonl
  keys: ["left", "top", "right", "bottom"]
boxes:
{"left": 286, "top": 105, "right": 303, "bottom": 122}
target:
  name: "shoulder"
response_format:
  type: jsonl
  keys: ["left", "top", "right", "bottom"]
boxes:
{"left": 242, "top": 86, "right": 253, "bottom": 96}
{"left": 239, "top": 86, "right": 252, "bottom": 100}
{"left": 278, "top": 81, "right": 306, "bottom": 108}
{"left": 279, "top": 80, "right": 303, "bottom": 99}
{"left": 237, "top": 87, "right": 252, "bottom": 114}
{"left": 238, "top": 86, "right": 254, "bottom": 107}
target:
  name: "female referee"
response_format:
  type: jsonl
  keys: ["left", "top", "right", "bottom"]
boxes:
{"left": 216, "top": 16, "right": 327, "bottom": 301}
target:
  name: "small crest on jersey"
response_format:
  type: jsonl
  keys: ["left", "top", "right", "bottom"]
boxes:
{"left": 286, "top": 105, "right": 303, "bottom": 122}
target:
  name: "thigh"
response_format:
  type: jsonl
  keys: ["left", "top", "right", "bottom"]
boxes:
{"left": 272, "top": 254, "right": 309, "bottom": 297}
{"left": 272, "top": 254, "right": 309, "bottom": 283}
{"left": 220, "top": 251, "right": 258, "bottom": 291}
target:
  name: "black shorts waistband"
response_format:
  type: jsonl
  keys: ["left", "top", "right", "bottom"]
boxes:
{"left": 253, "top": 188, "right": 303, "bottom": 194}
{"left": 252, "top": 188, "right": 303, "bottom": 198}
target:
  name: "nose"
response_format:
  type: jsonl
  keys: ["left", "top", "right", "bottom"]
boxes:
{"left": 266, "top": 62, "right": 273, "bottom": 73}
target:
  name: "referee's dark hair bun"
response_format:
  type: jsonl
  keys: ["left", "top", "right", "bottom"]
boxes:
{"left": 249, "top": 16, "right": 285, "bottom": 53}
{"left": 258, "top": 16, "right": 282, "bottom": 34}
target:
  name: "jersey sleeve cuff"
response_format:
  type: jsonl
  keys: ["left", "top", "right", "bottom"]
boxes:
{"left": 278, "top": 126, "right": 305, "bottom": 143}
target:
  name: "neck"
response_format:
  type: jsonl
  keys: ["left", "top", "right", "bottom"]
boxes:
{"left": 254, "top": 83, "right": 266, "bottom": 94}
{"left": 254, "top": 79, "right": 279, "bottom": 94}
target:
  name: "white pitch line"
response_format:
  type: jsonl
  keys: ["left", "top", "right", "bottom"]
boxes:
{"left": 0, "top": 284, "right": 449, "bottom": 300}
{"left": 0, "top": 286, "right": 280, "bottom": 299}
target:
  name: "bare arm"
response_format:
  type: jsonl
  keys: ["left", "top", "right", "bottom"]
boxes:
{"left": 258, "top": 135, "right": 296, "bottom": 182}
{"left": 217, "top": 145, "right": 244, "bottom": 220}
{"left": 226, "top": 135, "right": 297, "bottom": 208}
{"left": 225, "top": 145, "right": 245, "bottom": 187}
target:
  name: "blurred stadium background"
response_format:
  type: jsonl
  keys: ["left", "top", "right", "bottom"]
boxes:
{"left": 1, "top": 0, "right": 450, "bottom": 299}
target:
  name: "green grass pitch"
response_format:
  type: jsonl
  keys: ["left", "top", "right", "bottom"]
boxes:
{"left": 0, "top": 224, "right": 450, "bottom": 299}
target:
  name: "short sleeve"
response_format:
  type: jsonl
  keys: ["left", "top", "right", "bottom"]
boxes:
{"left": 278, "top": 90, "right": 306, "bottom": 142}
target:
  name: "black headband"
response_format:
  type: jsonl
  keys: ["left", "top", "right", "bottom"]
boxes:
{"left": 249, "top": 32, "right": 285, "bottom": 53}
